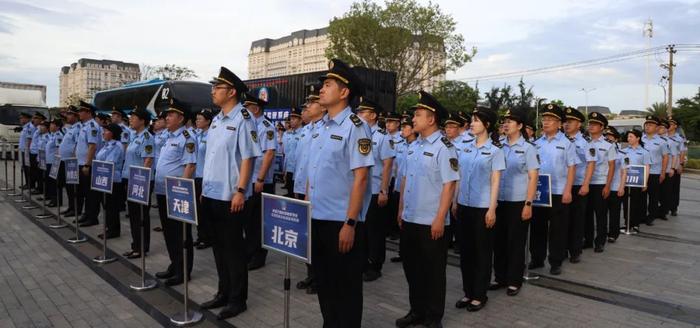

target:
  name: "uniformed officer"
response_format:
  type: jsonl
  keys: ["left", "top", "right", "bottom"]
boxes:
{"left": 95, "top": 123, "right": 125, "bottom": 239}
{"left": 153, "top": 98, "right": 197, "bottom": 287}
{"left": 396, "top": 91, "right": 459, "bottom": 327}
{"left": 307, "top": 59, "right": 373, "bottom": 328}
{"left": 35, "top": 121, "right": 49, "bottom": 197}
{"left": 453, "top": 106, "right": 505, "bottom": 312}
{"left": 563, "top": 107, "right": 595, "bottom": 262}
{"left": 641, "top": 115, "right": 669, "bottom": 225}
{"left": 151, "top": 111, "right": 168, "bottom": 232}
{"left": 492, "top": 109, "right": 539, "bottom": 297}
{"left": 96, "top": 112, "right": 111, "bottom": 127}
{"left": 243, "top": 93, "right": 277, "bottom": 271}
{"left": 282, "top": 106, "right": 302, "bottom": 197}
{"left": 45, "top": 119, "right": 64, "bottom": 207}
{"left": 76, "top": 102, "right": 103, "bottom": 227}
{"left": 18, "top": 112, "right": 35, "bottom": 190}
{"left": 385, "top": 111, "right": 404, "bottom": 243}
{"left": 29, "top": 112, "right": 47, "bottom": 194}
{"left": 57, "top": 106, "right": 80, "bottom": 216}
{"left": 530, "top": 104, "right": 579, "bottom": 275}
{"left": 603, "top": 127, "right": 626, "bottom": 243}
{"left": 111, "top": 107, "right": 132, "bottom": 213}
{"left": 293, "top": 86, "right": 325, "bottom": 294}
{"left": 622, "top": 130, "right": 651, "bottom": 232}
{"left": 198, "top": 67, "right": 261, "bottom": 320}
{"left": 121, "top": 107, "right": 154, "bottom": 258}
{"left": 356, "top": 98, "right": 395, "bottom": 282}
{"left": 443, "top": 112, "right": 466, "bottom": 253}
{"left": 657, "top": 119, "right": 677, "bottom": 221}
{"left": 193, "top": 108, "right": 214, "bottom": 250}
{"left": 444, "top": 112, "right": 464, "bottom": 144}
{"left": 389, "top": 114, "right": 417, "bottom": 265}
{"left": 666, "top": 117, "right": 685, "bottom": 216}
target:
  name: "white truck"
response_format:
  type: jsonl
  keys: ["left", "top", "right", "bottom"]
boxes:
{"left": 0, "top": 82, "right": 50, "bottom": 146}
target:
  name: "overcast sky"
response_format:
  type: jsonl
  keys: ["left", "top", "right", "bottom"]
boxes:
{"left": 1, "top": 0, "right": 699, "bottom": 111}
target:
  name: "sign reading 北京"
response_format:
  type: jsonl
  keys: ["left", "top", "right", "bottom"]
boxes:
{"left": 261, "top": 193, "right": 311, "bottom": 263}
{"left": 127, "top": 166, "right": 152, "bottom": 205}
{"left": 165, "top": 176, "right": 197, "bottom": 225}
{"left": 64, "top": 158, "right": 79, "bottom": 185}
{"left": 533, "top": 174, "right": 552, "bottom": 207}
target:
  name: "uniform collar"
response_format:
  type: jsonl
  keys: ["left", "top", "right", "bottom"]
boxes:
{"left": 168, "top": 126, "right": 185, "bottom": 138}
{"left": 134, "top": 128, "right": 147, "bottom": 138}
{"left": 471, "top": 137, "right": 496, "bottom": 150}
{"left": 370, "top": 124, "right": 379, "bottom": 134}
{"left": 574, "top": 131, "right": 585, "bottom": 140}
{"left": 422, "top": 129, "right": 442, "bottom": 145}
{"left": 589, "top": 134, "right": 604, "bottom": 142}
{"left": 326, "top": 106, "right": 353, "bottom": 125}
{"left": 506, "top": 135, "right": 526, "bottom": 147}
{"left": 218, "top": 103, "right": 244, "bottom": 120}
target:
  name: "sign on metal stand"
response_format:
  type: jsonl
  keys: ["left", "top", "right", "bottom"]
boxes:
{"left": 35, "top": 151, "right": 53, "bottom": 219}
{"left": 91, "top": 160, "right": 116, "bottom": 264}
{"left": 621, "top": 165, "right": 648, "bottom": 235}
{"left": 128, "top": 166, "right": 157, "bottom": 291}
{"left": 48, "top": 156, "right": 67, "bottom": 229}
{"left": 261, "top": 193, "right": 312, "bottom": 328}
{"left": 8, "top": 144, "right": 22, "bottom": 196}
{"left": 533, "top": 174, "right": 552, "bottom": 207}
{"left": 165, "top": 176, "right": 202, "bottom": 326}
{"left": 64, "top": 158, "right": 86, "bottom": 244}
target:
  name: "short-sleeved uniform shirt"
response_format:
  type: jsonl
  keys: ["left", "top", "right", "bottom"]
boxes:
{"left": 457, "top": 138, "right": 506, "bottom": 208}
{"left": 499, "top": 136, "right": 540, "bottom": 202}
{"left": 122, "top": 129, "right": 154, "bottom": 180}
{"left": 369, "top": 125, "right": 395, "bottom": 195}
{"left": 76, "top": 119, "right": 103, "bottom": 166}
{"left": 570, "top": 132, "right": 596, "bottom": 186}
{"left": 95, "top": 140, "right": 125, "bottom": 183}
{"left": 534, "top": 131, "right": 580, "bottom": 195}
{"left": 154, "top": 127, "right": 197, "bottom": 195}
{"left": 642, "top": 134, "right": 669, "bottom": 175}
{"left": 588, "top": 135, "right": 617, "bottom": 185}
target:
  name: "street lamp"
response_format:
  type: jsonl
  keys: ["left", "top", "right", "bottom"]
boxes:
{"left": 535, "top": 97, "right": 547, "bottom": 132}
{"left": 579, "top": 88, "right": 596, "bottom": 116}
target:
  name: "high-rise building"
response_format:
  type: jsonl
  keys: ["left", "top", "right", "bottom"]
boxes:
{"left": 248, "top": 27, "right": 445, "bottom": 92}
{"left": 59, "top": 58, "right": 140, "bottom": 106}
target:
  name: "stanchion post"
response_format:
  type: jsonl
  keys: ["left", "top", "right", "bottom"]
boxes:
{"left": 523, "top": 223, "right": 539, "bottom": 281}
{"left": 1, "top": 142, "right": 10, "bottom": 191}
{"left": 130, "top": 203, "right": 157, "bottom": 291}
{"left": 49, "top": 172, "right": 67, "bottom": 229}
{"left": 22, "top": 151, "right": 37, "bottom": 209}
{"left": 284, "top": 256, "right": 290, "bottom": 328}
{"left": 13, "top": 152, "right": 27, "bottom": 200}
{"left": 67, "top": 184, "right": 86, "bottom": 244}
{"left": 36, "top": 168, "right": 53, "bottom": 219}
{"left": 9, "top": 144, "right": 19, "bottom": 195}
{"left": 170, "top": 223, "right": 202, "bottom": 326}
{"left": 93, "top": 192, "right": 116, "bottom": 264}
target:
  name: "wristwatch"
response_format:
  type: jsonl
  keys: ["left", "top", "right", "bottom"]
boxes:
{"left": 345, "top": 218, "right": 357, "bottom": 227}
{"left": 237, "top": 187, "right": 246, "bottom": 194}
{"left": 256, "top": 177, "right": 265, "bottom": 183}
{"left": 525, "top": 201, "right": 533, "bottom": 207}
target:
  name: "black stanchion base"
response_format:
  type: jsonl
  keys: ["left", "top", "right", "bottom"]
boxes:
{"left": 49, "top": 223, "right": 68, "bottom": 229}
{"left": 523, "top": 272, "right": 540, "bottom": 281}
{"left": 35, "top": 214, "right": 54, "bottom": 219}
{"left": 14, "top": 198, "right": 28, "bottom": 203}
{"left": 170, "top": 311, "right": 203, "bottom": 326}
{"left": 8, "top": 192, "right": 22, "bottom": 196}
{"left": 21, "top": 204, "right": 37, "bottom": 209}
{"left": 130, "top": 280, "right": 158, "bottom": 291}
{"left": 67, "top": 236, "right": 87, "bottom": 244}
{"left": 92, "top": 256, "right": 117, "bottom": 264}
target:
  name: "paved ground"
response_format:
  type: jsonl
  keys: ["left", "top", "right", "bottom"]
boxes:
{"left": 0, "top": 159, "right": 699, "bottom": 327}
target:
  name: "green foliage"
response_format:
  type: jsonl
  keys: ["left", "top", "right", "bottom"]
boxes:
{"left": 432, "top": 80, "right": 479, "bottom": 115}
{"left": 326, "top": 0, "right": 476, "bottom": 95}
{"left": 646, "top": 102, "right": 669, "bottom": 118}
{"left": 674, "top": 87, "right": 700, "bottom": 142}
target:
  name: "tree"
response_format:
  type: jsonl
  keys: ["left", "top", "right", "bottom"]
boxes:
{"left": 326, "top": 0, "right": 476, "bottom": 96}
{"left": 432, "top": 80, "right": 479, "bottom": 115}
{"left": 140, "top": 64, "right": 198, "bottom": 81}
{"left": 646, "top": 102, "right": 668, "bottom": 118}
{"left": 674, "top": 87, "right": 700, "bottom": 141}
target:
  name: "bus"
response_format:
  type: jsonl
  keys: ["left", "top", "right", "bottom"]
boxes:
{"left": 92, "top": 79, "right": 217, "bottom": 118}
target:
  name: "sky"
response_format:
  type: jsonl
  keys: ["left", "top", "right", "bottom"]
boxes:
{"left": 0, "top": 0, "right": 699, "bottom": 112}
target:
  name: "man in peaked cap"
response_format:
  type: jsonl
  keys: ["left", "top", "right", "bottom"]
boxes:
{"left": 28, "top": 112, "right": 47, "bottom": 193}
{"left": 210, "top": 66, "right": 249, "bottom": 95}
{"left": 308, "top": 58, "right": 374, "bottom": 327}
{"left": 75, "top": 100, "right": 103, "bottom": 226}
{"left": 641, "top": 114, "right": 669, "bottom": 226}
{"left": 282, "top": 106, "right": 302, "bottom": 197}
{"left": 18, "top": 111, "right": 36, "bottom": 190}
{"left": 666, "top": 116, "right": 685, "bottom": 217}
{"left": 384, "top": 110, "right": 404, "bottom": 242}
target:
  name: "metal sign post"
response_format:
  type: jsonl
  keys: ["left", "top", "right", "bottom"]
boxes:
{"left": 8, "top": 144, "right": 21, "bottom": 196}
{"left": 165, "top": 177, "right": 202, "bottom": 326}
{"left": 21, "top": 150, "right": 37, "bottom": 209}
{"left": 35, "top": 152, "right": 53, "bottom": 219}
{"left": 523, "top": 224, "right": 539, "bottom": 281}
{"left": 621, "top": 165, "right": 647, "bottom": 235}
{"left": 91, "top": 161, "right": 116, "bottom": 264}
{"left": 0, "top": 142, "right": 11, "bottom": 191}
{"left": 127, "top": 166, "right": 157, "bottom": 291}
{"left": 49, "top": 157, "right": 67, "bottom": 229}
{"left": 64, "top": 158, "right": 86, "bottom": 244}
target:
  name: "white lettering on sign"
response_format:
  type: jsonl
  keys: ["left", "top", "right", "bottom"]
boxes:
{"left": 271, "top": 225, "right": 299, "bottom": 249}
{"left": 172, "top": 198, "right": 190, "bottom": 215}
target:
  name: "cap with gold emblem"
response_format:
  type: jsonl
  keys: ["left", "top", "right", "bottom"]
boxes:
{"left": 385, "top": 112, "right": 402, "bottom": 122}
{"left": 444, "top": 111, "right": 465, "bottom": 126}
{"left": 502, "top": 108, "right": 526, "bottom": 124}
{"left": 289, "top": 106, "right": 302, "bottom": 118}
{"left": 416, "top": 90, "right": 448, "bottom": 122}
{"left": 319, "top": 59, "right": 365, "bottom": 98}
{"left": 541, "top": 103, "right": 565, "bottom": 121}
{"left": 33, "top": 111, "right": 47, "bottom": 120}
{"left": 400, "top": 115, "right": 413, "bottom": 127}
{"left": 210, "top": 66, "right": 249, "bottom": 94}
{"left": 659, "top": 118, "right": 670, "bottom": 128}
{"left": 668, "top": 116, "right": 680, "bottom": 126}
{"left": 603, "top": 126, "right": 620, "bottom": 139}
{"left": 587, "top": 111, "right": 608, "bottom": 127}
{"left": 243, "top": 92, "right": 268, "bottom": 108}
{"left": 472, "top": 106, "right": 498, "bottom": 129}
{"left": 78, "top": 100, "right": 97, "bottom": 114}
{"left": 357, "top": 97, "right": 382, "bottom": 114}
{"left": 306, "top": 84, "right": 321, "bottom": 102}
{"left": 111, "top": 107, "right": 128, "bottom": 119}
{"left": 564, "top": 107, "right": 585, "bottom": 122}
{"left": 164, "top": 97, "right": 188, "bottom": 117}
{"left": 644, "top": 114, "right": 660, "bottom": 125}
{"left": 131, "top": 106, "right": 152, "bottom": 122}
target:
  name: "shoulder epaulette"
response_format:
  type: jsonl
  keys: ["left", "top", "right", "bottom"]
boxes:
{"left": 441, "top": 136, "right": 454, "bottom": 148}
{"left": 660, "top": 136, "right": 667, "bottom": 141}
{"left": 619, "top": 150, "right": 627, "bottom": 154}
{"left": 89, "top": 121, "right": 96, "bottom": 127}
{"left": 263, "top": 120, "right": 271, "bottom": 127}
{"left": 241, "top": 108, "right": 251, "bottom": 119}
{"left": 584, "top": 135, "right": 591, "bottom": 142}
{"left": 379, "top": 129, "right": 387, "bottom": 135}
{"left": 182, "top": 129, "right": 190, "bottom": 138}
{"left": 144, "top": 132, "right": 150, "bottom": 139}
{"left": 493, "top": 138, "right": 503, "bottom": 148}
{"left": 349, "top": 114, "right": 362, "bottom": 127}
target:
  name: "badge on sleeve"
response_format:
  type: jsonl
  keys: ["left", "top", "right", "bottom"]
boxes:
{"left": 358, "top": 138, "right": 371, "bottom": 155}
{"left": 145, "top": 145, "right": 153, "bottom": 154}
{"left": 449, "top": 158, "right": 459, "bottom": 172}
{"left": 536, "top": 154, "right": 541, "bottom": 164}
{"left": 624, "top": 157, "right": 629, "bottom": 165}
{"left": 91, "top": 129, "right": 97, "bottom": 137}
{"left": 267, "top": 130, "right": 274, "bottom": 140}
{"left": 251, "top": 131, "right": 258, "bottom": 143}
{"left": 589, "top": 148, "right": 596, "bottom": 156}
{"left": 186, "top": 142, "right": 195, "bottom": 153}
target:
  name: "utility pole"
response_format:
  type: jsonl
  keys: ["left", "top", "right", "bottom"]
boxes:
{"left": 666, "top": 44, "right": 676, "bottom": 116}
{"left": 643, "top": 19, "right": 653, "bottom": 110}
{"left": 580, "top": 88, "right": 596, "bottom": 116}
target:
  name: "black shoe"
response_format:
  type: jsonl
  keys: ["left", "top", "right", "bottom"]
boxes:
{"left": 46, "top": 201, "right": 57, "bottom": 207}
{"left": 645, "top": 221, "right": 654, "bottom": 226}
{"left": 296, "top": 277, "right": 313, "bottom": 290}
{"left": 424, "top": 321, "right": 443, "bottom": 328}
{"left": 217, "top": 304, "right": 247, "bottom": 320}
{"left": 363, "top": 270, "right": 382, "bottom": 282}
{"left": 36, "top": 196, "right": 44, "bottom": 201}
{"left": 126, "top": 252, "right": 142, "bottom": 259}
{"left": 632, "top": 226, "right": 640, "bottom": 233}
{"left": 201, "top": 294, "right": 227, "bottom": 310}
{"left": 164, "top": 276, "right": 187, "bottom": 287}
{"left": 549, "top": 266, "right": 562, "bottom": 275}
{"left": 390, "top": 256, "right": 402, "bottom": 263}
{"left": 528, "top": 262, "right": 544, "bottom": 270}
{"left": 607, "top": 237, "right": 617, "bottom": 243}
{"left": 506, "top": 286, "right": 520, "bottom": 296}
{"left": 79, "top": 221, "right": 98, "bottom": 227}
{"left": 155, "top": 270, "right": 174, "bottom": 279}
{"left": 98, "top": 232, "right": 119, "bottom": 239}
{"left": 123, "top": 250, "right": 137, "bottom": 257}
{"left": 395, "top": 311, "right": 423, "bottom": 328}
{"left": 63, "top": 210, "right": 76, "bottom": 218}
{"left": 305, "top": 285, "right": 317, "bottom": 294}
{"left": 31, "top": 190, "right": 42, "bottom": 195}
{"left": 153, "top": 226, "right": 162, "bottom": 232}
{"left": 569, "top": 255, "right": 581, "bottom": 264}
{"left": 455, "top": 297, "right": 470, "bottom": 309}
{"left": 247, "top": 257, "right": 266, "bottom": 271}
{"left": 671, "top": 211, "right": 678, "bottom": 217}
{"left": 195, "top": 242, "right": 211, "bottom": 250}
{"left": 466, "top": 298, "right": 487, "bottom": 312}
{"left": 488, "top": 283, "right": 505, "bottom": 291}
{"left": 594, "top": 245, "right": 604, "bottom": 253}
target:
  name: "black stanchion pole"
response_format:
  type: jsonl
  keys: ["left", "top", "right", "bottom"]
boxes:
{"left": 67, "top": 184, "right": 86, "bottom": 244}
{"left": 1, "top": 143, "right": 10, "bottom": 191}
{"left": 170, "top": 223, "right": 202, "bottom": 326}
{"left": 36, "top": 168, "right": 53, "bottom": 219}
{"left": 14, "top": 152, "right": 27, "bottom": 201}
{"left": 523, "top": 223, "right": 539, "bottom": 281}
{"left": 284, "top": 256, "right": 291, "bottom": 328}
{"left": 49, "top": 170, "right": 67, "bottom": 229}
{"left": 130, "top": 202, "right": 157, "bottom": 291}
{"left": 22, "top": 151, "right": 37, "bottom": 209}
{"left": 93, "top": 192, "right": 116, "bottom": 264}
{"left": 8, "top": 144, "right": 19, "bottom": 196}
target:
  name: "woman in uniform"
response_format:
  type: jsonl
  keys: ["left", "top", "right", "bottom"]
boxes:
{"left": 604, "top": 127, "right": 627, "bottom": 243}
{"left": 622, "top": 129, "right": 651, "bottom": 232}
{"left": 95, "top": 123, "right": 124, "bottom": 239}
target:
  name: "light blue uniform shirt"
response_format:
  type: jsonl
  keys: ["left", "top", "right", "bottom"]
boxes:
{"left": 307, "top": 107, "right": 374, "bottom": 222}
{"left": 19, "top": 122, "right": 36, "bottom": 151}
{"left": 642, "top": 134, "right": 669, "bottom": 175}
{"left": 202, "top": 104, "right": 261, "bottom": 201}
{"left": 668, "top": 133, "right": 686, "bottom": 169}
{"left": 119, "top": 123, "right": 132, "bottom": 146}
{"left": 76, "top": 119, "right": 102, "bottom": 166}
{"left": 588, "top": 135, "right": 617, "bottom": 185}
{"left": 369, "top": 125, "right": 395, "bottom": 195}
{"left": 610, "top": 146, "right": 625, "bottom": 192}
{"left": 95, "top": 140, "right": 125, "bottom": 183}
{"left": 253, "top": 115, "right": 277, "bottom": 184}
{"left": 282, "top": 128, "right": 300, "bottom": 173}
{"left": 29, "top": 128, "right": 43, "bottom": 154}
{"left": 195, "top": 129, "right": 208, "bottom": 178}
{"left": 58, "top": 123, "right": 80, "bottom": 160}
{"left": 570, "top": 132, "right": 595, "bottom": 186}
{"left": 534, "top": 131, "right": 580, "bottom": 195}
{"left": 401, "top": 130, "right": 460, "bottom": 225}
{"left": 393, "top": 138, "right": 411, "bottom": 188}
{"left": 293, "top": 122, "right": 317, "bottom": 195}
{"left": 663, "top": 134, "right": 680, "bottom": 173}
{"left": 623, "top": 145, "right": 652, "bottom": 166}
{"left": 389, "top": 131, "right": 403, "bottom": 180}
{"left": 457, "top": 138, "right": 506, "bottom": 208}
{"left": 499, "top": 136, "right": 540, "bottom": 202}
{"left": 155, "top": 127, "right": 197, "bottom": 195}
{"left": 153, "top": 129, "right": 168, "bottom": 169}
{"left": 45, "top": 130, "right": 62, "bottom": 164}
{"left": 122, "top": 129, "right": 154, "bottom": 180}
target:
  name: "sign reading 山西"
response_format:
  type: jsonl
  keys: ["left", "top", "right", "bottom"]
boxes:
{"left": 261, "top": 193, "right": 311, "bottom": 263}
{"left": 90, "top": 160, "right": 114, "bottom": 194}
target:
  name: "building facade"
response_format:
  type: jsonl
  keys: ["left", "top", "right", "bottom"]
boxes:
{"left": 248, "top": 27, "right": 445, "bottom": 92}
{"left": 59, "top": 59, "right": 140, "bottom": 106}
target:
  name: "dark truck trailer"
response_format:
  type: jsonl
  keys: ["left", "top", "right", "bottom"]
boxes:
{"left": 243, "top": 66, "right": 397, "bottom": 124}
